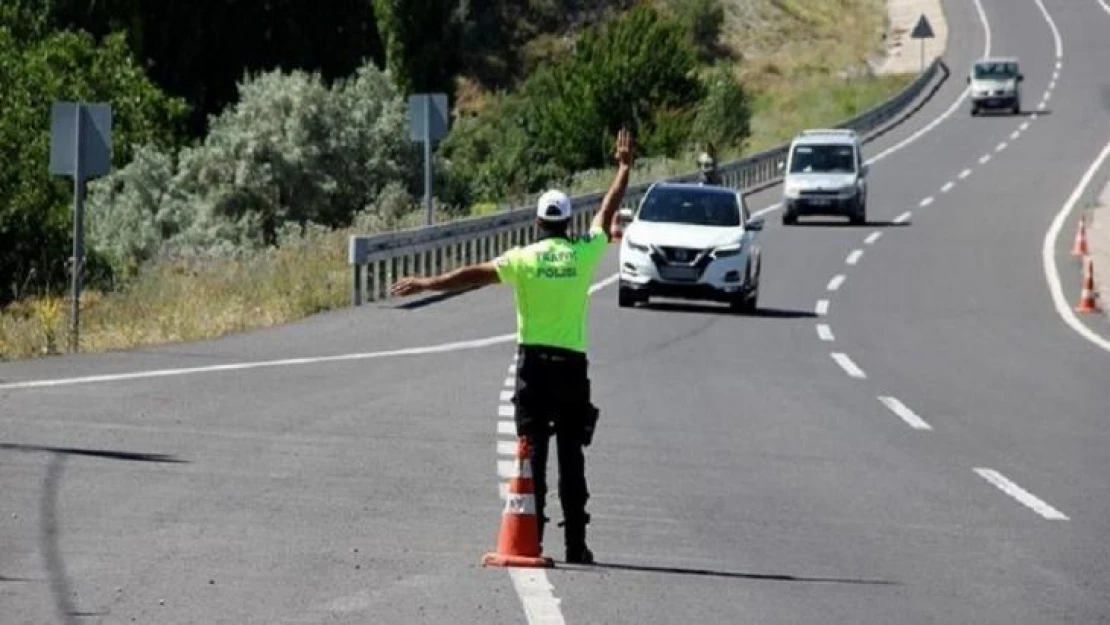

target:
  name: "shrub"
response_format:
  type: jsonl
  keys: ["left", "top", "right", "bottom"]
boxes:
{"left": 85, "top": 60, "right": 417, "bottom": 276}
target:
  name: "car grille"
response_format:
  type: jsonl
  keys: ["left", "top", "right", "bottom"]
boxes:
{"left": 799, "top": 189, "right": 840, "bottom": 197}
{"left": 651, "top": 246, "right": 712, "bottom": 282}
{"left": 657, "top": 246, "right": 704, "bottom": 264}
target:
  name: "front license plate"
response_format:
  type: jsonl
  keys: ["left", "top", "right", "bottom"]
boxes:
{"left": 661, "top": 266, "right": 698, "bottom": 281}
{"left": 810, "top": 198, "right": 832, "bottom": 206}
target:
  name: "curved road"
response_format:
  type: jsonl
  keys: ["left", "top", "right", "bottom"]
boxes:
{"left": 3, "top": 0, "right": 1110, "bottom": 622}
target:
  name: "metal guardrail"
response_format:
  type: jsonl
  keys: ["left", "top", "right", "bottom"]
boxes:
{"left": 349, "top": 58, "right": 943, "bottom": 305}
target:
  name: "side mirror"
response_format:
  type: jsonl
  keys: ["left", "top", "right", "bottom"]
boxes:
{"left": 618, "top": 207, "right": 634, "bottom": 223}
{"left": 746, "top": 217, "right": 764, "bottom": 231}
{"left": 966, "top": 76, "right": 971, "bottom": 84}
{"left": 1017, "top": 74, "right": 1024, "bottom": 82}
{"left": 860, "top": 164, "right": 870, "bottom": 177}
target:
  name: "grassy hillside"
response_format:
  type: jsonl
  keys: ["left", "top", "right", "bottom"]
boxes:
{"left": 1, "top": 0, "right": 918, "bottom": 361}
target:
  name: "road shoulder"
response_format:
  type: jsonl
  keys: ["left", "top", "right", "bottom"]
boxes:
{"left": 875, "top": 0, "right": 949, "bottom": 75}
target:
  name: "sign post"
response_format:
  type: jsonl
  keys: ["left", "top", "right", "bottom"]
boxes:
{"left": 408, "top": 93, "right": 450, "bottom": 226}
{"left": 910, "top": 13, "right": 936, "bottom": 73}
{"left": 49, "top": 101, "right": 113, "bottom": 353}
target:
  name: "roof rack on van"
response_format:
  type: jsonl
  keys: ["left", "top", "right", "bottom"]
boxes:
{"left": 799, "top": 128, "right": 858, "bottom": 137}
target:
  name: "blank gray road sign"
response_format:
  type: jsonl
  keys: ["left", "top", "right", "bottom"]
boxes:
{"left": 50, "top": 102, "right": 113, "bottom": 179}
{"left": 408, "top": 93, "right": 449, "bottom": 142}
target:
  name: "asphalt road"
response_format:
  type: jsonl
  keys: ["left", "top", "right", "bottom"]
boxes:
{"left": 3, "top": 0, "right": 1110, "bottom": 623}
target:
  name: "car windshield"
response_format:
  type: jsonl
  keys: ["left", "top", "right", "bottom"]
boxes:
{"left": 973, "top": 61, "right": 1019, "bottom": 79}
{"left": 788, "top": 144, "right": 856, "bottom": 174}
{"left": 637, "top": 188, "right": 740, "bottom": 227}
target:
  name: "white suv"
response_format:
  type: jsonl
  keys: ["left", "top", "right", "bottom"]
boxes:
{"left": 616, "top": 182, "right": 764, "bottom": 312}
{"left": 779, "top": 128, "right": 869, "bottom": 226}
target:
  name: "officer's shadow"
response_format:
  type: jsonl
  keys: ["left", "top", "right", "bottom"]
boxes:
{"left": 557, "top": 560, "right": 899, "bottom": 586}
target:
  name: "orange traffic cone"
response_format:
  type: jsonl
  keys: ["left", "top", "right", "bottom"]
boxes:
{"left": 1071, "top": 214, "right": 1089, "bottom": 257}
{"left": 481, "top": 438, "right": 553, "bottom": 568}
{"left": 1075, "top": 258, "right": 1101, "bottom": 313}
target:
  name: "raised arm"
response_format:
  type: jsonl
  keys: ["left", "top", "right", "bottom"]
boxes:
{"left": 591, "top": 128, "right": 635, "bottom": 240}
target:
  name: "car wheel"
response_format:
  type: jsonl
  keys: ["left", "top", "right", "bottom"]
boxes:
{"left": 618, "top": 287, "right": 638, "bottom": 308}
{"left": 971, "top": 105, "right": 979, "bottom": 116}
{"left": 781, "top": 211, "right": 797, "bottom": 226}
{"left": 1012, "top": 102, "right": 1021, "bottom": 115}
{"left": 849, "top": 198, "right": 866, "bottom": 225}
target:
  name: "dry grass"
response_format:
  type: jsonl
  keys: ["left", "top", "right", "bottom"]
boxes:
{"left": 0, "top": 0, "right": 922, "bottom": 362}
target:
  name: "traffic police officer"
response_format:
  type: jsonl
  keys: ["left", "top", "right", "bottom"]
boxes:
{"left": 391, "top": 128, "right": 634, "bottom": 564}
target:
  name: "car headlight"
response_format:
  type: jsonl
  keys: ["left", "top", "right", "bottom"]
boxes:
{"left": 711, "top": 242, "right": 743, "bottom": 258}
{"left": 624, "top": 237, "right": 650, "bottom": 253}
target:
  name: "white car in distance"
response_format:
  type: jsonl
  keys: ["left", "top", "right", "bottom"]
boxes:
{"left": 616, "top": 182, "right": 763, "bottom": 312}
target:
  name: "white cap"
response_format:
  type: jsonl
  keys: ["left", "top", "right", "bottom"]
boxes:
{"left": 536, "top": 189, "right": 572, "bottom": 222}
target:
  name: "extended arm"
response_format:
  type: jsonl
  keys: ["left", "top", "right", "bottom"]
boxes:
{"left": 591, "top": 128, "right": 635, "bottom": 240}
{"left": 390, "top": 261, "right": 501, "bottom": 297}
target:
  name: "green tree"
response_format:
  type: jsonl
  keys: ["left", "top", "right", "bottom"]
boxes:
{"left": 373, "top": 0, "right": 464, "bottom": 95}
{"left": 0, "top": 24, "right": 188, "bottom": 305}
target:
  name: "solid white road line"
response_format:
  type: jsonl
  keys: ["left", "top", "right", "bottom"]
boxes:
{"left": 877, "top": 396, "right": 933, "bottom": 431}
{"left": 941, "top": 182, "right": 954, "bottom": 193}
{"left": 846, "top": 250, "right": 863, "bottom": 265}
{"left": 974, "top": 468, "right": 1069, "bottom": 520}
{"left": 816, "top": 324, "right": 835, "bottom": 341}
{"left": 1042, "top": 136, "right": 1110, "bottom": 354}
{"left": 894, "top": 211, "right": 912, "bottom": 224}
{"left": 827, "top": 275, "right": 846, "bottom": 291}
{"left": 1032, "top": 0, "right": 1063, "bottom": 60}
{"left": 510, "top": 569, "right": 567, "bottom": 625}
{"left": 815, "top": 299, "right": 830, "bottom": 316}
{"left": 831, "top": 353, "right": 866, "bottom": 378}
{"left": 865, "top": 231, "right": 882, "bottom": 245}
{"left": 959, "top": 168, "right": 971, "bottom": 180}
{"left": 919, "top": 197, "right": 934, "bottom": 207}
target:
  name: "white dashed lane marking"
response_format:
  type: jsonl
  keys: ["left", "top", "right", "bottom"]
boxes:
{"left": 941, "top": 182, "right": 954, "bottom": 193}
{"left": 497, "top": 440, "right": 518, "bottom": 456}
{"left": 919, "top": 197, "right": 934, "bottom": 208}
{"left": 979, "top": 154, "right": 991, "bottom": 165}
{"left": 1010, "top": 130, "right": 1020, "bottom": 141}
{"left": 1020, "top": 121, "right": 1030, "bottom": 131}
{"left": 827, "top": 275, "right": 846, "bottom": 291}
{"left": 975, "top": 468, "right": 1069, "bottom": 520}
{"left": 959, "top": 168, "right": 971, "bottom": 180}
{"left": 877, "top": 396, "right": 933, "bottom": 431}
{"left": 498, "top": 405, "right": 515, "bottom": 417}
{"left": 831, "top": 353, "right": 866, "bottom": 379}
{"left": 816, "top": 324, "right": 835, "bottom": 341}
{"left": 815, "top": 299, "right": 830, "bottom": 316}
{"left": 865, "top": 231, "right": 882, "bottom": 245}
{"left": 846, "top": 250, "right": 863, "bottom": 265}
{"left": 996, "top": 142, "right": 1007, "bottom": 152}
{"left": 497, "top": 421, "right": 515, "bottom": 435}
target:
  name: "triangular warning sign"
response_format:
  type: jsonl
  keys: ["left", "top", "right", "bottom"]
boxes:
{"left": 911, "top": 13, "right": 935, "bottom": 39}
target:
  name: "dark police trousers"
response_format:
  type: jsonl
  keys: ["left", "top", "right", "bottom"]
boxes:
{"left": 511, "top": 344, "right": 599, "bottom": 550}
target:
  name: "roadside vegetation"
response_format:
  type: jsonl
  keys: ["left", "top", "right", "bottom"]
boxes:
{"left": 0, "top": 0, "right": 915, "bottom": 360}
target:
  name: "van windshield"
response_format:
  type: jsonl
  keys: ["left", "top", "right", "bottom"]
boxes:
{"left": 789, "top": 144, "right": 857, "bottom": 174}
{"left": 638, "top": 188, "right": 740, "bottom": 227}
{"left": 973, "top": 61, "right": 1019, "bottom": 79}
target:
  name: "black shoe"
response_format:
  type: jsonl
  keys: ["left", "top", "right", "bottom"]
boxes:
{"left": 565, "top": 543, "right": 594, "bottom": 565}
